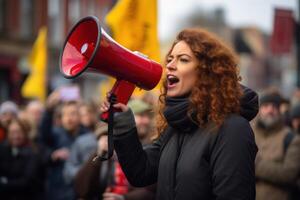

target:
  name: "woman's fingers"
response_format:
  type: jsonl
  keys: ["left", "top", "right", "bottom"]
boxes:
{"left": 100, "top": 91, "right": 129, "bottom": 113}
{"left": 100, "top": 102, "right": 129, "bottom": 113}
{"left": 103, "top": 100, "right": 110, "bottom": 109}
{"left": 100, "top": 93, "right": 113, "bottom": 113}
{"left": 113, "top": 103, "right": 129, "bottom": 112}
{"left": 100, "top": 105, "right": 108, "bottom": 112}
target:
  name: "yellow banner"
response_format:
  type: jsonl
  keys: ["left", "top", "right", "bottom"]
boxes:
{"left": 106, "top": 0, "right": 160, "bottom": 62}
{"left": 21, "top": 27, "right": 47, "bottom": 102}
{"left": 105, "top": 0, "right": 161, "bottom": 98}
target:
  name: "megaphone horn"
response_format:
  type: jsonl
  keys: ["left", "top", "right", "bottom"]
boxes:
{"left": 60, "top": 16, "right": 162, "bottom": 121}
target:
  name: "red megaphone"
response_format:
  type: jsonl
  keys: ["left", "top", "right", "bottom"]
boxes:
{"left": 60, "top": 16, "right": 162, "bottom": 120}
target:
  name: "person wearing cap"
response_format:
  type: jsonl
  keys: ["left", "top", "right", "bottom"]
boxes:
{"left": 128, "top": 99, "right": 153, "bottom": 145}
{"left": 253, "top": 91, "right": 300, "bottom": 200}
{"left": 0, "top": 101, "right": 19, "bottom": 142}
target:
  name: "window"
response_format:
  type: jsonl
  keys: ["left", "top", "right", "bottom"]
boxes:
{"left": 19, "top": 0, "right": 34, "bottom": 40}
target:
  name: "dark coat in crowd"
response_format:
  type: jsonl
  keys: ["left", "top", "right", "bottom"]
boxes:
{"left": 112, "top": 87, "right": 258, "bottom": 200}
{"left": 0, "top": 142, "right": 40, "bottom": 200}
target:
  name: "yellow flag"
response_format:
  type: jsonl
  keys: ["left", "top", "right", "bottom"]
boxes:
{"left": 105, "top": 0, "right": 161, "bottom": 98}
{"left": 106, "top": 0, "right": 160, "bottom": 61}
{"left": 21, "top": 27, "right": 47, "bottom": 102}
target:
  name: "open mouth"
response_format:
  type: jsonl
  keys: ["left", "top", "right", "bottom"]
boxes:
{"left": 167, "top": 74, "right": 179, "bottom": 87}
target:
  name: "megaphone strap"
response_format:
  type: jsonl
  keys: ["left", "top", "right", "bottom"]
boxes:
{"left": 93, "top": 94, "right": 117, "bottom": 162}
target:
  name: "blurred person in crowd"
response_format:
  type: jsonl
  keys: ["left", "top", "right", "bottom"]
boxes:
{"left": 63, "top": 108, "right": 104, "bottom": 185}
{"left": 141, "top": 92, "right": 158, "bottom": 108}
{"left": 25, "top": 100, "right": 45, "bottom": 139}
{"left": 74, "top": 124, "right": 155, "bottom": 200}
{"left": 39, "top": 90, "right": 89, "bottom": 200}
{"left": 20, "top": 100, "right": 50, "bottom": 200}
{"left": 253, "top": 92, "right": 300, "bottom": 200}
{"left": 63, "top": 101, "right": 99, "bottom": 184}
{"left": 100, "top": 28, "right": 258, "bottom": 200}
{"left": 128, "top": 99, "right": 154, "bottom": 145}
{"left": 290, "top": 103, "right": 300, "bottom": 135}
{"left": 0, "top": 101, "right": 19, "bottom": 141}
{"left": 79, "top": 102, "right": 98, "bottom": 132}
{"left": 0, "top": 118, "right": 41, "bottom": 200}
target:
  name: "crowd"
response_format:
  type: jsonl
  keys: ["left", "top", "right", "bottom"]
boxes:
{"left": 252, "top": 89, "right": 300, "bottom": 200}
{"left": 0, "top": 88, "right": 157, "bottom": 200}
{"left": 0, "top": 85, "right": 300, "bottom": 200}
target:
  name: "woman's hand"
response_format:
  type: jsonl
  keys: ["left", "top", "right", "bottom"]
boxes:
{"left": 100, "top": 94, "right": 135, "bottom": 135}
{"left": 100, "top": 94, "right": 129, "bottom": 113}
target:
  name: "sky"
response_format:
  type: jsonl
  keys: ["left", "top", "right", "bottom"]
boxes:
{"left": 158, "top": 0, "right": 299, "bottom": 41}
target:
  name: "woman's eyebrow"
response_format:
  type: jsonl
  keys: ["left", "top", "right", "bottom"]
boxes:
{"left": 168, "top": 53, "right": 192, "bottom": 59}
{"left": 177, "top": 53, "right": 192, "bottom": 58}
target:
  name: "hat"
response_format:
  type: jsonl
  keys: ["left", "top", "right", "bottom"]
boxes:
{"left": 0, "top": 101, "right": 19, "bottom": 115}
{"left": 290, "top": 104, "right": 300, "bottom": 119}
{"left": 128, "top": 99, "right": 151, "bottom": 115}
{"left": 259, "top": 93, "right": 282, "bottom": 108}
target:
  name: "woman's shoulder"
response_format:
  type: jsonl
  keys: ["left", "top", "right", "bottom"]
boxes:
{"left": 224, "top": 114, "right": 250, "bottom": 128}
{"left": 212, "top": 114, "right": 257, "bottom": 155}
{"left": 219, "top": 114, "right": 254, "bottom": 140}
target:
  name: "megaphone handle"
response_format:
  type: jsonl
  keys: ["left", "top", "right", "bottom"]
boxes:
{"left": 100, "top": 80, "right": 136, "bottom": 122}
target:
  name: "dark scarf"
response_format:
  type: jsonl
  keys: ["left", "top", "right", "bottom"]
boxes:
{"left": 163, "top": 97, "right": 199, "bottom": 133}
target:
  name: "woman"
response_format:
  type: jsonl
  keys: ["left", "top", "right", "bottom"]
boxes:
{"left": 101, "top": 28, "right": 258, "bottom": 200}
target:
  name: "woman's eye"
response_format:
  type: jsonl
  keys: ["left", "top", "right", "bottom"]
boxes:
{"left": 166, "top": 58, "right": 173, "bottom": 63}
{"left": 180, "top": 58, "right": 189, "bottom": 63}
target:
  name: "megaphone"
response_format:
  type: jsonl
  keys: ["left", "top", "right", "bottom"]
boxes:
{"left": 60, "top": 16, "right": 162, "bottom": 120}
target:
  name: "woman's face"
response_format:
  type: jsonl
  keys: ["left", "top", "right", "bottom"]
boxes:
{"left": 166, "top": 41, "right": 199, "bottom": 97}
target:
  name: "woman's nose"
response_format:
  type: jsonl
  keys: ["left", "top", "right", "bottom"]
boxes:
{"left": 166, "top": 60, "right": 176, "bottom": 70}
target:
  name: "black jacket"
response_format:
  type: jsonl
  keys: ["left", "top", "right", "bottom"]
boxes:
{"left": 113, "top": 86, "right": 258, "bottom": 200}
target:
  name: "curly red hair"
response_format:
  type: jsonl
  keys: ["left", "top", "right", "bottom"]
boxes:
{"left": 156, "top": 28, "right": 242, "bottom": 135}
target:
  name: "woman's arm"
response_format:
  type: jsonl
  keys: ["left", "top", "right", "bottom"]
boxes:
{"left": 113, "top": 109, "right": 164, "bottom": 187}
{"left": 210, "top": 115, "right": 257, "bottom": 200}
